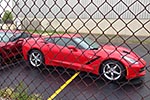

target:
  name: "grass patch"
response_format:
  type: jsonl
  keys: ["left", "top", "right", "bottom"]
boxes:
{"left": 25, "top": 30, "right": 150, "bottom": 44}
{"left": 26, "top": 29, "right": 65, "bottom": 35}
{"left": 0, "top": 82, "right": 42, "bottom": 100}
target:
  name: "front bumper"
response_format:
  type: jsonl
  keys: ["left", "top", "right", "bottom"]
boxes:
{"left": 126, "top": 63, "right": 146, "bottom": 80}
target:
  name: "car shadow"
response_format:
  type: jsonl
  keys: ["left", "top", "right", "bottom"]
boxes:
{"left": 32, "top": 65, "right": 145, "bottom": 87}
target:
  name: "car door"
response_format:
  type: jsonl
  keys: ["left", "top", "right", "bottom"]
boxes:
{"left": 0, "top": 32, "right": 26, "bottom": 59}
{"left": 4, "top": 42, "right": 18, "bottom": 56}
{"left": 10, "top": 32, "right": 30, "bottom": 54}
{"left": 0, "top": 33, "right": 16, "bottom": 58}
{"left": 49, "top": 37, "right": 90, "bottom": 69}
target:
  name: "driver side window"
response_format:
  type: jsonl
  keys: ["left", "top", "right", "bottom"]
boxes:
{"left": 54, "top": 38, "right": 77, "bottom": 47}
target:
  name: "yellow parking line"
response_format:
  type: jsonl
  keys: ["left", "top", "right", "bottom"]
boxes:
{"left": 47, "top": 72, "right": 80, "bottom": 100}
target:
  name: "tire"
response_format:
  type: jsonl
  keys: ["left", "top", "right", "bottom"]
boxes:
{"left": 100, "top": 60, "right": 126, "bottom": 81}
{"left": 0, "top": 55, "right": 2, "bottom": 66}
{"left": 28, "top": 49, "right": 44, "bottom": 67}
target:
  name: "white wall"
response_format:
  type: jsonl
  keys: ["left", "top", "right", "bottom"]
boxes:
{"left": 13, "top": 0, "right": 150, "bottom": 19}
{"left": 20, "top": 18, "right": 150, "bottom": 36}
{"left": 0, "top": 0, "right": 12, "bottom": 16}
{"left": 12, "top": 0, "right": 150, "bottom": 36}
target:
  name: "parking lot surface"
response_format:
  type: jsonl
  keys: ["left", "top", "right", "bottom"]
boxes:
{"left": 0, "top": 43, "right": 150, "bottom": 100}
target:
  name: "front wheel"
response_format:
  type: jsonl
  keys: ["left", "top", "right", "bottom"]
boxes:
{"left": 100, "top": 60, "right": 126, "bottom": 81}
{"left": 28, "top": 50, "right": 44, "bottom": 67}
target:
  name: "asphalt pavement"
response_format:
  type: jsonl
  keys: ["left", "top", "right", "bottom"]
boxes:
{"left": 0, "top": 37, "right": 150, "bottom": 100}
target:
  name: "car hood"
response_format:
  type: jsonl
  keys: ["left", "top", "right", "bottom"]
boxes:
{"left": 95, "top": 45, "right": 140, "bottom": 59}
{"left": 101, "top": 45, "right": 131, "bottom": 54}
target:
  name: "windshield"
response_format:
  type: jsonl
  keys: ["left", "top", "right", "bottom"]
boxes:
{"left": 10, "top": 32, "right": 30, "bottom": 41}
{"left": 0, "top": 32, "right": 14, "bottom": 42}
{"left": 73, "top": 37, "right": 100, "bottom": 50}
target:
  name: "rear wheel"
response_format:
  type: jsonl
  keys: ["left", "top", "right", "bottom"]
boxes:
{"left": 100, "top": 60, "right": 126, "bottom": 81}
{"left": 28, "top": 50, "right": 44, "bottom": 67}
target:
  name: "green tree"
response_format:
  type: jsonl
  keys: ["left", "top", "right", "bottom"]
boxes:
{"left": 2, "top": 10, "right": 13, "bottom": 24}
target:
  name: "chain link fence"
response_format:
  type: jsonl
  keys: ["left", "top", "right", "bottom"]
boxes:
{"left": 0, "top": 0, "right": 150, "bottom": 100}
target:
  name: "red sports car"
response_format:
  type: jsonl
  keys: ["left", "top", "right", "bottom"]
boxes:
{"left": 22, "top": 34, "right": 146, "bottom": 81}
{"left": 0, "top": 30, "right": 33, "bottom": 64}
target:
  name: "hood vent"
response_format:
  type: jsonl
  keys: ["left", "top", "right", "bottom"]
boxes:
{"left": 85, "top": 56, "right": 100, "bottom": 65}
{"left": 123, "top": 50, "right": 130, "bottom": 54}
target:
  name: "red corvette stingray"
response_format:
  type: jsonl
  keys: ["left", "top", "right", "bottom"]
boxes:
{"left": 0, "top": 30, "right": 35, "bottom": 65}
{"left": 22, "top": 34, "right": 146, "bottom": 81}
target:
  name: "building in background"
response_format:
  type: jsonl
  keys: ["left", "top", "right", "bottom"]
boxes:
{"left": 12, "top": 0, "right": 150, "bottom": 19}
{"left": 12, "top": 0, "right": 150, "bottom": 36}
{"left": 0, "top": 0, "right": 12, "bottom": 16}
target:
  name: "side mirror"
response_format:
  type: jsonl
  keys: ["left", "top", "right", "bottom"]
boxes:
{"left": 67, "top": 45, "right": 78, "bottom": 52}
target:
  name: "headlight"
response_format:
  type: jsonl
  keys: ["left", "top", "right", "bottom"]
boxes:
{"left": 123, "top": 56, "right": 139, "bottom": 64}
